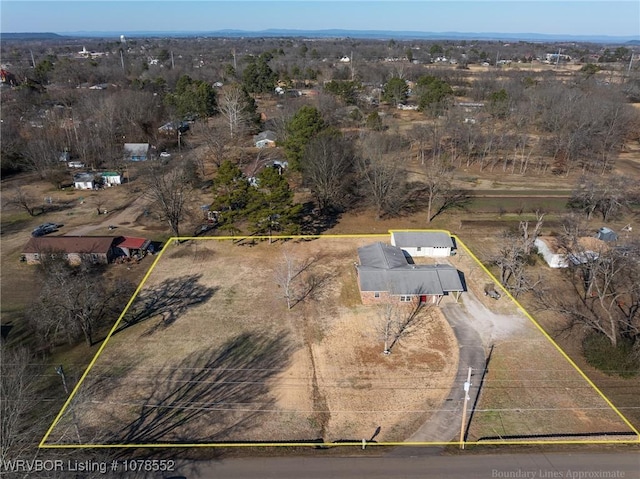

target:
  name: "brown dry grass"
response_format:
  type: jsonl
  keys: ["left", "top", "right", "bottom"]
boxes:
{"left": 47, "top": 237, "right": 458, "bottom": 444}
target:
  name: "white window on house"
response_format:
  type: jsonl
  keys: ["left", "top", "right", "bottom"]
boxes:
{"left": 91, "top": 253, "right": 99, "bottom": 262}
{"left": 33, "top": 253, "right": 40, "bottom": 260}
{"left": 416, "top": 247, "right": 421, "bottom": 252}
{"left": 374, "top": 292, "right": 380, "bottom": 298}
{"left": 400, "top": 295, "right": 412, "bottom": 302}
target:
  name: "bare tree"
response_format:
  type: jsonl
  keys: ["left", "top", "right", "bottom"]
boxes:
{"left": 273, "top": 250, "right": 315, "bottom": 309}
{"left": 142, "top": 162, "right": 194, "bottom": 239}
{"left": 1, "top": 346, "right": 38, "bottom": 465}
{"left": 519, "top": 210, "right": 545, "bottom": 255}
{"left": 375, "top": 299, "right": 432, "bottom": 354}
{"left": 422, "top": 157, "right": 454, "bottom": 223}
{"left": 27, "top": 259, "right": 135, "bottom": 347}
{"left": 5, "top": 185, "right": 42, "bottom": 216}
{"left": 569, "top": 174, "right": 636, "bottom": 222}
{"left": 356, "top": 131, "right": 408, "bottom": 219}
{"left": 301, "top": 131, "right": 356, "bottom": 212}
{"left": 553, "top": 243, "right": 640, "bottom": 349}
{"left": 491, "top": 231, "right": 542, "bottom": 298}
{"left": 219, "top": 83, "right": 246, "bottom": 138}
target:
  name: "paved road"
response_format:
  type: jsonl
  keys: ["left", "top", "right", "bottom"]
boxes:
{"left": 182, "top": 452, "right": 640, "bottom": 479}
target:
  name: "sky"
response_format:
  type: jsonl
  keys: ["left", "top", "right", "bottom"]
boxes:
{"left": 1, "top": 1, "right": 639, "bottom": 38}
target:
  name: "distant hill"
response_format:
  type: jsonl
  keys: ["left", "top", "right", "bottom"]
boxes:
{"left": 59, "top": 28, "right": 640, "bottom": 44}
{"left": 1, "top": 32, "right": 67, "bottom": 40}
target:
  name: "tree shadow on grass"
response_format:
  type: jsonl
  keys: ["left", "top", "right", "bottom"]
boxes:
{"left": 116, "top": 274, "right": 218, "bottom": 336}
{"left": 112, "top": 332, "right": 293, "bottom": 444}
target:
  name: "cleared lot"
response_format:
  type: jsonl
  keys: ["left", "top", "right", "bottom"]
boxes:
{"left": 43, "top": 235, "right": 637, "bottom": 446}
{"left": 45, "top": 236, "right": 458, "bottom": 445}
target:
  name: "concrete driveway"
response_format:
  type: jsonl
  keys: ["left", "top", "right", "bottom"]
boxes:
{"left": 390, "top": 288, "right": 527, "bottom": 454}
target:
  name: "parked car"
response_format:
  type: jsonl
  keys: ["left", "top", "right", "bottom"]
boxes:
{"left": 31, "top": 222, "right": 61, "bottom": 237}
{"left": 159, "top": 151, "right": 171, "bottom": 159}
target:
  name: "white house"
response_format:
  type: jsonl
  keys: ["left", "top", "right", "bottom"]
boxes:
{"left": 73, "top": 173, "right": 96, "bottom": 190}
{"left": 254, "top": 130, "right": 277, "bottom": 148}
{"left": 100, "top": 172, "right": 121, "bottom": 186}
{"left": 390, "top": 231, "right": 455, "bottom": 258}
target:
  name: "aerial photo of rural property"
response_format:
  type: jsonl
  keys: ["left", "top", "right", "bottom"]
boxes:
{"left": 1, "top": 1, "right": 639, "bottom": 478}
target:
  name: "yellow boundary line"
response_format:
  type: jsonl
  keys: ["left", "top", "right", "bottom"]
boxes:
{"left": 39, "top": 231, "right": 640, "bottom": 448}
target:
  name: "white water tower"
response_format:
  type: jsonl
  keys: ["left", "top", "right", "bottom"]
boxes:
{"left": 120, "top": 34, "right": 126, "bottom": 44}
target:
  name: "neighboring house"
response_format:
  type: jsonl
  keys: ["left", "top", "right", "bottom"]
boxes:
{"left": 114, "top": 236, "right": 151, "bottom": 258}
{"left": 158, "top": 121, "right": 189, "bottom": 134}
{"left": 595, "top": 227, "right": 618, "bottom": 243}
{"left": 100, "top": 171, "right": 122, "bottom": 186}
{"left": 356, "top": 242, "right": 464, "bottom": 305}
{"left": 123, "top": 143, "right": 150, "bottom": 161}
{"left": 73, "top": 173, "right": 96, "bottom": 190}
{"left": 254, "top": 130, "right": 277, "bottom": 148}
{"left": 390, "top": 231, "right": 455, "bottom": 258}
{"left": 535, "top": 236, "right": 607, "bottom": 268}
{"left": 22, "top": 236, "right": 119, "bottom": 265}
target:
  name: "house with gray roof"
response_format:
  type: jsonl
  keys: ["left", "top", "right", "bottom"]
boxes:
{"left": 253, "top": 130, "right": 277, "bottom": 148}
{"left": 390, "top": 230, "right": 455, "bottom": 257}
{"left": 356, "top": 242, "right": 464, "bottom": 305}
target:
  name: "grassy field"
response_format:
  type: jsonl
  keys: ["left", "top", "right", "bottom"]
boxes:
{"left": 44, "top": 237, "right": 459, "bottom": 446}
{"left": 41, "top": 235, "right": 639, "bottom": 448}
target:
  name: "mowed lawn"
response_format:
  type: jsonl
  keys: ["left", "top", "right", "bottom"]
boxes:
{"left": 45, "top": 236, "right": 459, "bottom": 445}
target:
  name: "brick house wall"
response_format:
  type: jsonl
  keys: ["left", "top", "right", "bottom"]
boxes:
{"left": 360, "top": 290, "right": 440, "bottom": 306}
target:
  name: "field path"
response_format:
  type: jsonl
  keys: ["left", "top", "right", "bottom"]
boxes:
{"left": 66, "top": 194, "right": 151, "bottom": 236}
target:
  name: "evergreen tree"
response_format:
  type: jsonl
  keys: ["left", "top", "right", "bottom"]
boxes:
{"left": 415, "top": 75, "right": 453, "bottom": 116}
{"left": 247, "top": 167, "right": 302, "bottom": 237}
{"left": 165, "top": 74, "right": 217, "bottom": 118}
{"left": 382, "top": 77, "right": 409, "bottom": 106}
{"left": 242, "top": 54, "right": 278, "bottom": 94}
{"left": 283, "top": 105, "right": 326, "bottom": 170}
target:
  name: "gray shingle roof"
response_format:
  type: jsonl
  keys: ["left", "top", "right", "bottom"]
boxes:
{"left": 391, "top": 231, "right": 454, "bottom": 248}
{"left": 356, "top": 241, "right": 463, "bottom": 295}
{"left": 358, "top": 242, "right": 408, "bottom": 270}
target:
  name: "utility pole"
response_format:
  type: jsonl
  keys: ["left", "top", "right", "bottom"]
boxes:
{"left": 350, "top": 50, "right": 355, "bottom": 81}
{"left": 29, "top": 50, "right": 36, "bottom": 68}
{"left": 55, "top": 365, "right": 82, "bottom": 444}
{"left": 120, "top": 50, "right": 125, "bottom": 73}
{"left": 459, "top": 366, "right": 472, "bottom": 449}
{"left": 171, "top": 50, "right": 175, "bottom": 69}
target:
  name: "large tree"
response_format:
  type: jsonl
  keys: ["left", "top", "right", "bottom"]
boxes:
{"left": 242, "top": 53, "right": 278, "bottom": 94}
{"left": 301, "top": 130, "right": 356, "bottom": 212}
{"left": 356, "top": 132, "right": 408, "bottom": 219}
{"left": 283, "top": 105, "right": 326, "bottom": 170}
{"left": 219, "top": 83, "right": 260, "bottom": 138}
{"left": 142, "top": 162, "right": 194, "bottom": 239}
{"left": 210, "top": 160, "right": 252, "bottom": 231}
{"left": 415, "top": 75, "right": 453, "bottom": 116}
{"left": 27, "top": 259, "right": 134, "bottom": 347}
{"left": 382, "top": 77, "right": 409, "bottom": 106}
{"left": 247, "top": 166, "right": 302, "bottom": 237}
{"left": 165, "top": 74, "right": 217, "bottom": 118}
